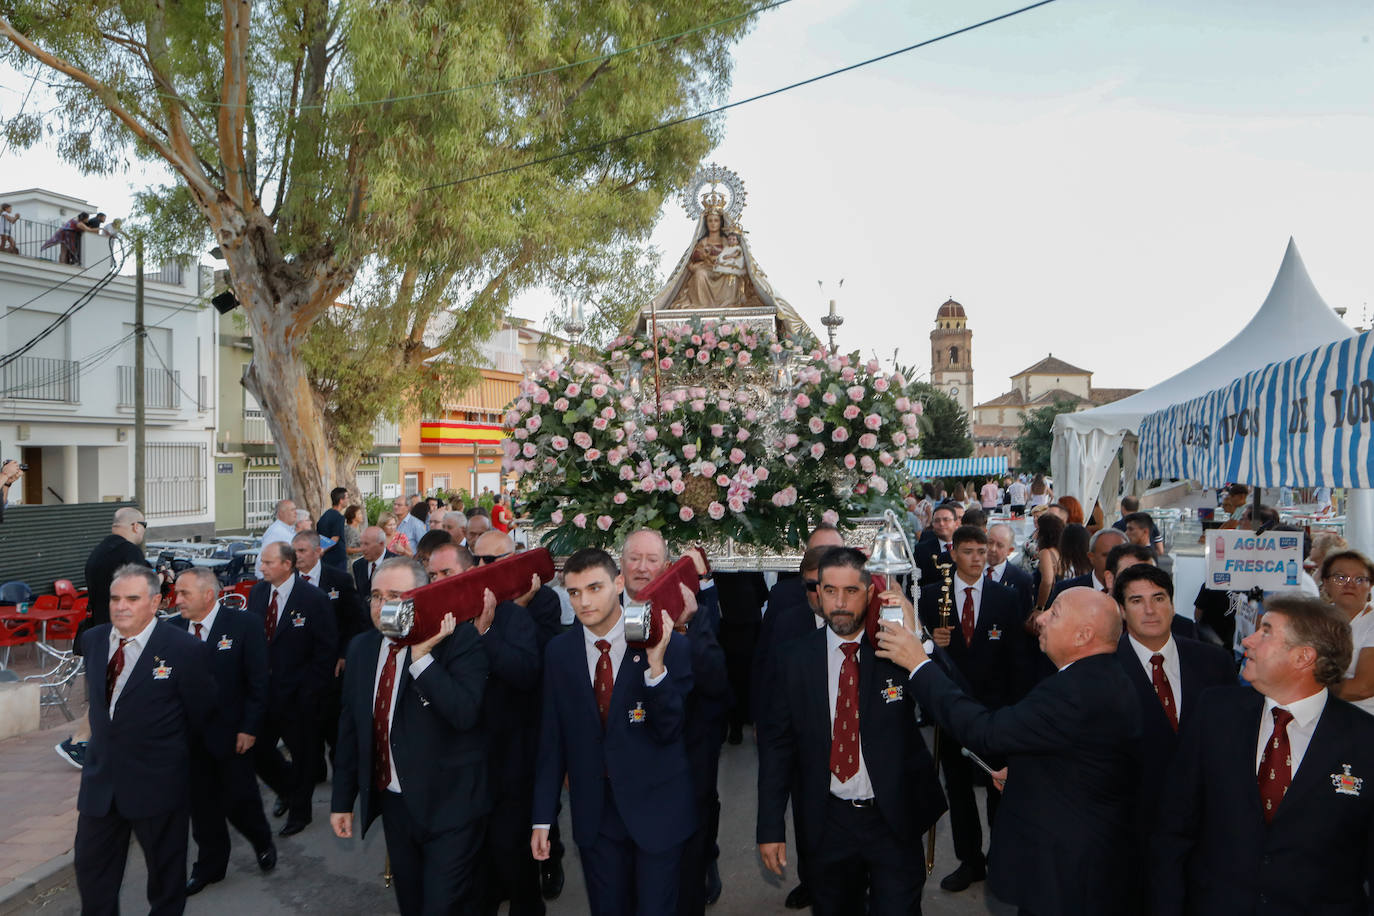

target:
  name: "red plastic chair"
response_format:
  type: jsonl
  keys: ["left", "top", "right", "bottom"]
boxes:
{"left": 229, "top": 580, "right": 256, "bottom": 602}
{"left": 44, "top": 610, "right": 85, "bottom": 644}
{"left": 72, "top": 595, "right": 89, "bottom": 615}
{"left": 31, "top": 595, "right": 59, "bottom": 611}
{"left": 0, "top": 618, "right": 38, "bottom": 668}
{"left": 53, "top": 579, "right": 78, "bottom": 609}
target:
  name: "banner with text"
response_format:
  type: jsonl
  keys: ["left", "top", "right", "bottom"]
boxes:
{"left": 1138, "top": 328, "right": 1373, "bottom": 488}
{"left": 1205, "top": 528, "right": 1305, "bottom": 591}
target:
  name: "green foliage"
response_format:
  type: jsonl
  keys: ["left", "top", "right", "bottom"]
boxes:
{"left": 1014, "top": 399, "right": 1078, "bottom": 474}
{"left": 364, "top": 494, "right": 391, "bottom": 526}
{"left": 906, "top": 381, "right": 972, "bottom": 459}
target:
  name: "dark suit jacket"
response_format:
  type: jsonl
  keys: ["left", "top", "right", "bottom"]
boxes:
{"left": 332, "top": 624, "right": 491, "bottom": 836}
{"left": 351, "top": 551, "right": 396, "bottom": 599}
{"left": 524, "top": 585, "right": 565, "bottom": 649}
{"left": 166, "top": 607, "right": 268, "bottom": 759}
{"left": 713, "top": 571, "right": 768, "bottom": 632}
{"left": 682, "top": 586, "right": 730, "bottom": 801}
{"left": 915, "top": 539, "right": 952, "bottom": 587}
{"left": 917, "top": 577, "right": 1028, "bottom": 709}
{"left": 751, "top": 577, "right": 820, "bottom": 725}
{"left": 77, "top": 621, "right": 218, "bottom": 820}
{"left": 246, "top": 574, "right": 337, "bottom": 707}
{"left": 532, "top": 622, "right": 695, "bottom": 852}
{"left": 480, "top": 600, "right": 542, "bottom": 801}
{"left": 316, "top": 563, "right": 369, "bottom": 660}
{"left": 757, "top": 629, "right": 946, "bottom": 856}
{"left": 1153, "top": 687, "right": 1374, "bottom": 916}
{"left": 911, "top": 652, "right": 1142, "bottom": 916}
{"left": 990, "top": 563, "right": 1035, "bottom": 620}
{"left": 82, "top": 535, "right": 151, "bottom": 630}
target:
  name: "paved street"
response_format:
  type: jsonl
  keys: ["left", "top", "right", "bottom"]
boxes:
{"left": 10, "top": 724, "right": 1014, "bottom": 915}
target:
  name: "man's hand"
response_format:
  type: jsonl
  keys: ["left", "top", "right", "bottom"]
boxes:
{"left": 990, "top": 767, "right": 1008, "bottom": 792}
{"left": 335, "top": 658, "right": 346, "bottom": 677}
{"left": 235, "top": 732, "right": 256, "bottom": 755}
{"left": 0, "top": 460, "right": 21, "bottom": 486}
{"left": 531, "top": 828, "right": 551, "bottom": 861}
{"left": 330, "top": 812, "right": 353, "bottom": 839}
{"left": 875, "top": 619, "right": 929, "bottom": 675}
{"left": 759, "top": 841, "right": 788, "bottom": 877}
{"left": 878, "top": 587, "right": 917, "bottom": 632}
{"left": 675, "top": 582, "right": 699, "bottom": 631}
{"left": 476, "top": 589, "right": 497, "bottom": 636}
{"left": 514, "top": 574, "right": 541, "bottom": 607}
{"left": 646, "top": 610, "right": 672, "bottom": 679}
{"left": 684, "top": 545, "right": 709, "bottom": 577}
{"left": 411, "top": 612, "right": 456, "bottom": 661}
{"left": 932, "top": 626, "right": 952, "bottom": 648}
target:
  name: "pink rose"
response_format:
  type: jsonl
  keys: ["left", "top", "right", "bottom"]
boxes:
{"left": 784, "top": 433, "right": 800, "bottom": 449}
{"left": 756, "top": 466, "right": 769, "bottom": 481}
{"left": 644, "top": 427, "right": 658, "bottom": 442}
{"left": 551, "top": 509, "right": 564, "bottom": 524}
{"left": 613, "top": 491, "right": 628, "bottom": 504}
{"left": 858, "top": 433, "right": 878, "bottom": 450}
{"left": 737, "top": 352, "right": 752, "bottom": 366}
{"left": 679, "top": 506, "right": 695, "bottom": 522}
{"left": 670, "top": 422, "right": 684, "bottom": 437}
{"left": 844, "top": 454, "right": 857, "bottom": 469}
{"left": 619, "top": 465, "right": 635, "bottom": 481}
{"left": 696, "top": 351, "right": 710, "bottom": 364}
{"left": 573, "top": 513, "right": 587, "bottom": 529}
{"left": 710, "top": 424, "right": 724, "bottom": 437}
{"left": 683, "top": 444, "right": 698, "bottom": 460}
{"left": 784, "top": 454, "right": 799, "bottom": 466}
{"left": 780, "top": 405, "right": 797, "bottom": 421}
{"left": 526, "top": 416, "right": 542, "bottom": 431}
{"left": 533, "top": 388, "right": 550, "bottom": 404}
{"left": 691, "top": 399, "right": 706, "bottom": 412}
{"left": 840, "top": 366, "right": 856, "bottom": 381}
{"left": 892, "top": 431, "right": 908, "bottom": 446}
{"left": 591, "top": 384, "right": 608, "bottom": 398}
{"left": 864, "top": 413, "right": 882, "bottom": 430}
{"left": 895, "top": 396, "right": 911, "bottom": 411}
{"left": 597, "top": 515, "right": 614, "bottom": 531}
{"left": 873, "top": 377, "right": 889, "bottom": 392}
{"left": 729, "top": 448, "right": 745, "bottom": 464}
{"left": 522, "top": 443, "right": 537, "bottom": 458}
{"left": 573, "top": 431, "right": 592, "bottom": 448}
{"left": 727, "top": 496, "right": 745, "bottom": 513}
{"left": 902, "top": 413, "right": 919, "bottom": 427}
{"left": 870, "top": 475, "right": 889, "bottom": 495}
{"left": 822, "top": 509, "right": 840, "bottom": 526}
{"left": 745, "top": 408, "right": 758, "bottom": 422}
{"left": 585, "top": 448, "right": 602, "bottom": 461}
{"left": 808, "top": 417, "right": 825, "bottom": 434}
{"left": 860, "top": 455, "right": 876, "bottom": 474}
{"left": 699, "top": 461, "right": 717, "bottom": 477}
{"left": 640, "top": 478, "right": 657, "bottom": 493}
{"left": 554, "top": 397, "right": 569, "bottom": 412}
{"left": 822, "top": 392, "right": 837, "bottom": 406}
{"left": 601, "top": 406, "right": 615, "bottom": 420}
{"left": 593, "top": 417, "right": 609, "bottom": 431}
{"left": 661, "top": 399, "right": 676, "bottom": 412}
{"left": 708, "top": 501, "right": 726, "bottom": 520}
{"left": 832, "top": 427, "right": 849, "bottom": 442}
{"left": 794, "top": 393, "right": 810, "bottom": 408}
{"left": 671, "top": 479, "right": 686, "bottom": 494}
{"left": 621, "top": 395, "right": 636, "bottom": 410}
{"left": 879, "top": 452, "right": 894, "bottom": 466}
{"left": 716, "top": 474, "right": 731, "bottom": 486}
{"left": 736, "top": 429, "right": 749, "bottom": 442}
{"left": 810, "top": 443, "right": 825, "bottom": 459}
{"left": 514, "top": 428, "right": 529, "bottom": 440}
{"left": 843, "top": 405, "right": 860, "bottom": 420}
{"left": 566, "top": 383, "right": 581, "bottom": 397}
{"left": 551, "top": 436, "right": 569, "bottom": 451}
{"left": 847, "top": 385, "right": 866, "bottom": 402}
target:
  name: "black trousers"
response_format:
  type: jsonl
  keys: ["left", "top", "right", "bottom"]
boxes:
{"left": 189, "top": 744, "right": 272, "bottom": 880}
{"left": 479, "top": 792, "right": 544, "bottom": 916}
{"left": 75, "top": 803, "right": 189, "bottom": 916}
{"left": 315, "top": 674, "right": 343, "bottom": 778}
{"left": 379, "top": 789, "right": 484, "bottom": 916}
{"left": 579, "top": 783, "right": 683, "bottom": 916}
{"left": 676, "top": 791, "right": 721, "bottom": 916}
{"left": 938, "top": 734, "right": 999, "bottom": 867}
{"left": 720, "top": 624, "right": 759, "bottom": 728}
{"left": 809, "top": 796, "right": 926, "bottom": 916}
{"left": 254, "top": 701, "right": 318, "bottom": 825}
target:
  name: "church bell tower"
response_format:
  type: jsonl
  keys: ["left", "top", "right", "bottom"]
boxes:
{"left": 930, "top": 299, "right": 973, "bottom": 421}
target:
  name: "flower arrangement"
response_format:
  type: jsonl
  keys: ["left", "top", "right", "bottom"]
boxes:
{"left": 503, "top": 319, "right": 919, "bottom": 553}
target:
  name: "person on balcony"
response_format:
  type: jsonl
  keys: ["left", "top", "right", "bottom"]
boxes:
{"left": 0, "top": 204, "right": 19, "bottom": 254}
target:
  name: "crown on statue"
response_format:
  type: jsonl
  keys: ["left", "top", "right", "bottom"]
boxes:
{"left": 700, "top": 187, "right": 728, "bottom": 212}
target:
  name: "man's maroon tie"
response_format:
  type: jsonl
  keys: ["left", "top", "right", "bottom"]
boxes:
{"left": 265, "top": 590, "right": 278, "bottom": 642}
{"left": 372, "top": 642, "right": 403, "bottom": 791}
{"left": 1149, "top": 653, "right": 1178, "bottom": 732}
{"left": 594, "top": 640, "right": 613, "bottom": 727}
{"left": 961, "top": 587, "right": 976, "bottom": 645}
{"left": 105, "top": 637, "right": 130, "bottom": 707}
{"left": 193, "top": 622, "right": 203, "bottom": 640}
{"left": 830, "top": 642, "right": 861, "bottom": 782}
{"left": 302, "top": 574, "right": 311, "bottom": 585}
{"left": 1259, "top": 707, "right": 1295, "bottom": 824}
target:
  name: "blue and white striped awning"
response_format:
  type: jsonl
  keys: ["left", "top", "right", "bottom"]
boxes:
{"left": 903, "top": 456, "right": 1008, "bottom": 478}
{"left": 1138, "top": 327, "right": 1374, "bottom": 487}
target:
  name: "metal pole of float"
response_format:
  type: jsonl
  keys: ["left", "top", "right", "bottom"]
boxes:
{"left": 134, "top": 237, "right": 146, "bottom": 509}
{"left": 650, "top": 296, "right": 663, "bottom": 415}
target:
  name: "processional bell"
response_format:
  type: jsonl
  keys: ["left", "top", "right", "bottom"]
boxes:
{"left": 865, "top": 509, "right": 917, "bottom": 626}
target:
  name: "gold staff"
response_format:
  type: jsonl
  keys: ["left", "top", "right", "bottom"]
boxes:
{"left": 926, "top": 557, "right": 955, "bottom": 875}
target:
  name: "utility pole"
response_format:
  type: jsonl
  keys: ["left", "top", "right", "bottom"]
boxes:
{"left": 134, "top": 237, "right": 146, "bottom": 509}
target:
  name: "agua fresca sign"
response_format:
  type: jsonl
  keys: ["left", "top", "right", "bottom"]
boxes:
{"left": 1206, "top": 529, "right": 1304, "bottom": 591}
{"left": 1138, "top": 327, "right": 1374, "bottom": 488}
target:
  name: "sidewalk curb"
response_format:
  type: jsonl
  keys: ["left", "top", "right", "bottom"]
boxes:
{"left": 0, "top": 852, "right": 76, "bottom": 915}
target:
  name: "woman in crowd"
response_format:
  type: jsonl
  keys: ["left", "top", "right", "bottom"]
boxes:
{"left": 1056, "top": 495, "right": 1085, "bottom": 526}
{"left": 1029, "top": 474, "right": 1051, "bottom": 510}
{"left": 951, "top": 482, "right": 968, "bottom": 507}
{"left": 1309, "top": 531, "right": 1349, "bottom": 586}
{"left": 980, "top": 477, "right": 1001, "bottom": 510}
{"left": 1326, "top": 550, "right": 1374, "bottom": 716}
{"left": 377, "top": 512, "right": 413, "bottom": 556}
{"left": 491, "top": 493, "right": 513, "bottom": 533}
{"left": 342, "top": 504, "right": 365, "bottom": 558}
{"left": 1059, "top": 523, "right": 1094, "bottom": 579}
{"left": 1032, "top": 512, "right": 1067, "bottom": 610}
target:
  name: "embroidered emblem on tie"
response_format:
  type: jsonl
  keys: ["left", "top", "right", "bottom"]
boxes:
{"left": 881, "top": 679, "right": 903, "bottom": 703}
{"left": 291, "top": 613, "right": 306, "bottom": 628}
{"left": 152, "top": 657, "right": 172, "bottom": 680}
{"left": 216, "top": 636, "right": 233, "bottom": 651}
{"left": 1331, "top": 764, "right": 1364, "bottom": 797}
{"left": 628, "top": 702, "right": 647, "bottom": 723}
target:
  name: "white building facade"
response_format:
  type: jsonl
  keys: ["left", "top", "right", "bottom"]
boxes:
{"left": 0, "top": 188, "right": 217, "bottom": 538}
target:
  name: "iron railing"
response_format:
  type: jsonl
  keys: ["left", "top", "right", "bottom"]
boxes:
{"left": 0, "top": 355, "right": 80, "bottom": 402}
{"left": 117, "top": 366, "right": 181, "bottom": 409}
{"left": 243, "top": 409, "right": 273, "bottom": 444}
{"left": 144, "top": 442, "right": 207, "bottom": 518}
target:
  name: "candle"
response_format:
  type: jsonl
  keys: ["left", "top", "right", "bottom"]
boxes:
{"left": 828, "top": 299, "right": 836, "bottom": 316}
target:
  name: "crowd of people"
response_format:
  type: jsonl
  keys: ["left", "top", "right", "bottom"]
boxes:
{"left": 59, "top": 479, "right": 1374, "bottom": 916}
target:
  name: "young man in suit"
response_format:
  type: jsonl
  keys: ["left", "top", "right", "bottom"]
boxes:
{"left": 248, "top": 540, "right": 338, "bottom": 836}
{"left": 757, "top": 547, "right": 947, "bottom": 916}
{"left": 882, "top": 587, "right": 1143, "bottom": 916}
{"left": 73, "top": 564, "right": 218, "bottom": 916}
{"left": 917, "top": 525, "right": 1028, "bottom": 892}
{"left": 530, "top": 548, "right": 695, "bottom": 915}
{"left": 352, "top": 525, "right": 393, "bottom": 597}
{"left": 985, "top": 522, "right": 1034, "bottom": 620}
{"left": 331, "top": 557, "right": 491, "bottom": 914}
{"left": 169, "top": 568, "right": 276, "bottom": 895}
{"left": 1111, "top": 563, "right": 1232, "bottom": 901}
{"left": 1153, "top": 596, "right": 1374, "bottom": 915}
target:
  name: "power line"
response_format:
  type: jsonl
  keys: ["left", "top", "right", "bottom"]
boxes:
{"left": 419, "top": 0, "right": 1060, "bottom": 193}
{"left": 0, "top": 234, "right": 127, "bottom": 369}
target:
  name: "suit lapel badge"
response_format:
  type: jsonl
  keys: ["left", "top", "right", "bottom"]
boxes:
{"left": 328, "top": 589, "right": 339, "bottom": 600}
{"left": 152, "top": 656, "right": 172, "bottom": 680}
{"left": 1331, "top": 764, "right": 1364, "bottom": 797}
{"left": 987, "top": 625, "right": 1002, "bottom": 641}
{"left": 291, "top": 612, "right": 306, "bottom": 628}
{"left": 881, "top": 678, "right": 903, "bottom": 703}
{"left": 216, "top": 635, "right": 233, "bottom": 651}
{"left": 628, "top": 701, "right": 647, "bottom": 723}
{"left": 632, "top": 654, "right": 641, "bottom": 664}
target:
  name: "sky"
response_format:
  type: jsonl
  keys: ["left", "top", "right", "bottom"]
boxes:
{"left": 2, "top": 0, "right": 1372, "bottom": 406}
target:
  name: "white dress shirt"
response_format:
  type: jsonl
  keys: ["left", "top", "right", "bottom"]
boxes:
{"left": 953, "top": 572, "right": 984, "bottom": 629}
{"left": 188, "top": 605, "right": 220, "bottom": 642}
{"left": 986, "top": 560, "right": 1008, "bottom": 584}
{"left": 1127, "top": 633, "right": 1183, "bottom": 718}
{"left": 301, "top": 561, "right": 323, "bottom": 587}
{"left": 255, "top": 519, "right": 296, "bottom": 577}
{"left": 108, "top": 616, "right": 159, "bottom": 715}
{"left": 372, "top": 638, "right": 435, "bottom": 793}
{"left": 1345, "top": 608, "right": 1374, "bottom": 717}
{"left": 266, "top": 575, "right": 296, "bottom": 630}
{"left": 581, "top": 614, "right": 668, "bottom": 689}
{"left": 826, "top": 628, "right": 875, "bottom": 800}
{"left": 1254, "top": 688, "right": 1328, "bottom": 776}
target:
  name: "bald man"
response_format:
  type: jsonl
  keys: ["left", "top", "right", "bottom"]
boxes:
{"left": 877, "top": 588, "right": 1142, "bottom": 916}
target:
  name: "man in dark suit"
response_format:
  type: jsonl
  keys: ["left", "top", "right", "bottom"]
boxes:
{"left": 531, "top": 548, "right": 695, "bottom": 915}
{"left": 316, "top": 486, "right": 349, "bottom": 570}
{"left": 619, "top": 529, "right": 730, "bottom": 916}
{"left": 1106, "top": 543, "right": 1198, "bottom": 640}
{"left": 1046, "top": 527, "right": 1125, "bottom": 606}
{"left": 881, "top": 586, "right": 1143, "bottom": 916}
{"left": 986, "top": 522, "right": 1034, "bottom": 619}
{"left": 917, "top": 525, "right": 1028, "bottom": 893}
{"left": 459, "top": 533, "right": 546, "bottom": 916}
{"left": 757, "top": 547, "right": 947, "bottom": 915}
{"left": 915, "top": 502, "right": 960, "bottom": 584}
{"left": 352, "top": 525, "right": 393, "bottom": 598}
{"left": 331, "top": 557, "right": 491, "bottom": 914}
{"left": 73, "top": 564, "right": 218, "bottom": 916}
{"left": 169, "top": 568, "right": 276, "bottom": 895}
{"left": 60, "top": 506, "right": 155, "bottom": 769}
{"left": 248, "top": 540, "right": 338, "bottom": 836}
{"left": 1153, "top": 595, "right": 1374, "bottom": 915}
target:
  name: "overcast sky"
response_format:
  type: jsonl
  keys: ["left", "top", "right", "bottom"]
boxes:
{"left": 3, "top": 0, "right": 1372, "bottom": 405}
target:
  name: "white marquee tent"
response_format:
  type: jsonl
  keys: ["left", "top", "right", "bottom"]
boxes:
{"left": 1051, "top": 239, "right": 1355, "bottom": 518}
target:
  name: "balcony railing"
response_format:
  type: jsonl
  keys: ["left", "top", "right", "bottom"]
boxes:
{"left": 372, "top": 416, "right": 400, "bottom": 447}
{"left": 117, "top": 366, "right": 181, "bottom": 409}
{"left": 243, "top": 409, "right": 273, "bottom": 444}
{"left": 0, "top": 355, "right": 80, "bottom": 402}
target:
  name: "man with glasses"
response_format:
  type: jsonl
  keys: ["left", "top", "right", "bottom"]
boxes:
{"left": 58, "top": 506, "right": 153, "bottom": 769}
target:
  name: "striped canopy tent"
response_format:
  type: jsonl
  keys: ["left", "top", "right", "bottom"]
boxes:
{"left": 904, "top": 456, "right": 1008, "bottom": 478}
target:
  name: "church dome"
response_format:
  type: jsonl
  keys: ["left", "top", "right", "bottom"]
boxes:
{"left": 936, "top": 298, "right": 965, "bottom": 319}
